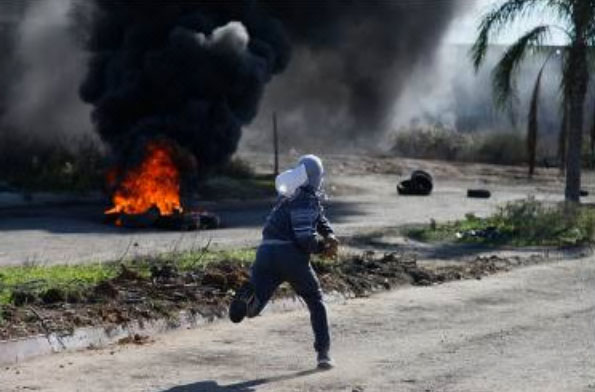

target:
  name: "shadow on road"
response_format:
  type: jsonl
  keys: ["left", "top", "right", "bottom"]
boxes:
{"left": 0, "top": 199, "right": 365, "bottom": 234}
{"left": 161, "top": 369, "right": 321, "bottom": 391}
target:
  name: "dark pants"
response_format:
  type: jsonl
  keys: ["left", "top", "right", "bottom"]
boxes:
{"left": 248, "top": 243, "right": 330, "bottom": 353}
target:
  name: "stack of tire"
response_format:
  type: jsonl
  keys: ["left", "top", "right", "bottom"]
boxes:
{"left": 397, "top": 170, "right": 433, "bottom": 196}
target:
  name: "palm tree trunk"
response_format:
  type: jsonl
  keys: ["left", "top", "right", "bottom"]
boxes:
{"left": 565, "top": 44, "right": 588, "bottom": 203}
{"left": 559, "top": 102, "right": 568, "bottom": 173}
{"left": 566, "top": 101, "right": 585, "bottom": 202}
{"left": 590, "top": 100, "right": 595, "bottom": 168}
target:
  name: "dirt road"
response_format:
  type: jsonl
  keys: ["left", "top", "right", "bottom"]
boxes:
{"left": 3, "top": 256, "right": 594, "bottom": 391}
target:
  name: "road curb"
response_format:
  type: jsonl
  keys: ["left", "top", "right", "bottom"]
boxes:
{"left": 0, "top": 291, "right": 351, "bottom": 366}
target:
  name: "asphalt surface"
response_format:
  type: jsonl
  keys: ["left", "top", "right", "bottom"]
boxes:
{"left": 2, "top": 255, "right": 594, "bottom": 391}
{"left": 0, "top": 174, "right": 544, "bottom": 266}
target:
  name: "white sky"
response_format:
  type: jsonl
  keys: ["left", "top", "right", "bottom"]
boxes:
{"left": 444, "top": 0, "right": 567, "bottom": 45}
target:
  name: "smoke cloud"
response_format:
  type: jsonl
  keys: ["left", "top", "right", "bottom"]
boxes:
{"left": 8, "top": 0, "right": 560, "bottom": 166}
{"left": 3, "top": 0, "right": 570, "bottom": 171}
{"left": 0, "top": 1, "right": 465, "bottom": 165}
{"left": 390, "top": 45, "right": 565, "bottom": 143}
{"left": 80, "top": 0, "right": 464, "bottom": 166}
{"left": 244, "top": 0, "right": 463, "bottom": 150}
{"left": 0, "top": 0, "right": 93, "bottom": 146}
{"left": 0, "top": 0, "right": 477, "bottom": 165}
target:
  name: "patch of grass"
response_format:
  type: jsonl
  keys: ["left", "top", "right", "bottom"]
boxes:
{"left": 0, "top": 248, "right": 257, "bottom": 306}
{"left": 406, "top": 224, "right": 457, "bottom": 243}
{"left": 406, "top": 198, "right": 595, "bottom": 247}
{"left": 0, "top": 263, "right": 117, "bottom": 305}
{"left": 151, "top": 248, "right": 256, "bottom": 271}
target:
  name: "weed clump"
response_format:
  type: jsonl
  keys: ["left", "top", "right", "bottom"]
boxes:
{"left": 407, "top": 198, "right": 595, "bottom": 246}
{"left": 0, "top": 134, "right": 106, "bottom": 193}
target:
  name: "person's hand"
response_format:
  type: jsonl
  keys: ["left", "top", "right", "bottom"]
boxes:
{"left": 322, "top": 235, "right": 339, "bottom": 259}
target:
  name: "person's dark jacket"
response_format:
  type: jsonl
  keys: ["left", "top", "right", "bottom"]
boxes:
{"left": 262, "top": 186, "right": 334, "bottom": 254}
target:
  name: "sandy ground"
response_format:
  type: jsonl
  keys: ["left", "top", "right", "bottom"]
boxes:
{"left": 2, "top": 255, "right": 594, "bottom": 391}
{"left": 0, "top": 153, "right": 577, "bottom": 266}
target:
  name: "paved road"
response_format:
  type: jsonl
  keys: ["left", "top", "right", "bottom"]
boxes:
{"left": 0, "top": 175, "right": 545, "bottom": 266}
{"left": 3, "top": 256, "right": 594, "bottom": 391}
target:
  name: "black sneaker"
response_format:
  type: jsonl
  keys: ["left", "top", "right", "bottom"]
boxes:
{"left": 317, "top": 351, "right": 335, "bottom": 370}
{"left": 229, "top": 283, "right": 255, "bottom": 323}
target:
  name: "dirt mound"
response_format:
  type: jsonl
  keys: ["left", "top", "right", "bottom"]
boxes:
{"left": 0, "top": 253, "right": 546, "bottom": 341}
{"left": 313, "top": 252, "right": 542, "bottom": 296}
{"left": 0, "top": 260, "right": 249, "bottom": 340}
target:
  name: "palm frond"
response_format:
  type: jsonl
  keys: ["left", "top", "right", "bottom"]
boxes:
{"left": 528, "top": 51, "right": 558, "bottom": 176}
{"left": 492, "top": 25, "right": 551, "bottom": 108}
{"left": 471, "top": 0, "right": 544, "bottom": 70}
{"left": 527, "top": 65, "right": 545, "bottom": 176}
{"left": 545, "top": 0, "right": 573, "bottom": 25}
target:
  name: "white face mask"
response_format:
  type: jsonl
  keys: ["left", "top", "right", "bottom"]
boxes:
{"left": 275, "top": 164, "right": 308, "bottom": 197}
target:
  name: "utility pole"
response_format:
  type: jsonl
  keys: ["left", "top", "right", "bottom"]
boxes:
{"left": 273, "top": 111, "right": 279, "bottom": 177}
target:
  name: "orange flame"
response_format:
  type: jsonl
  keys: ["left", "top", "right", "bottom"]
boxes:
{"left": 105, "top": 141, "right": 182, "bottom": 216}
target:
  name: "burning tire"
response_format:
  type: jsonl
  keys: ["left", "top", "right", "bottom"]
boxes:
{"left": 156, "top": 211, "right": 221, "bottom": 231}
{"left": 105, "top": 209, "right": 221, "bottom": 231}
{"left": 118, "top": 206, "right": 161, "bottom": 228}
{"left": 103, "top": 140, "right": 220, "bottom": 231}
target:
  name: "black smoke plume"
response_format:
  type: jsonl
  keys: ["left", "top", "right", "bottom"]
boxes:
{"left": 81, "top": 1, "right": 461, "bottom": 167}
{"left": 80, "top": 0, "right": 290, "bottom": 171}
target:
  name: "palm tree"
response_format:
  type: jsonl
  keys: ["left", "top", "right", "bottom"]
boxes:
{"left": 471, "top": 0, "right": 595, "bottom": 202}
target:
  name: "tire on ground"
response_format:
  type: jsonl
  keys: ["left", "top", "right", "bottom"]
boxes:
{"left": 397, "top": 170, "right": 433, "bottom": 196}
{"left": 467, "top": 189, "right": 491, "bottom": 199}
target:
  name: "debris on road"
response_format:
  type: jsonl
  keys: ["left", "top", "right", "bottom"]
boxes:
{"left": 456, "top": 226, "right": 501, "bottom": 241}
{"left": 117, "top": 333, "right": 153, "bottom": 346}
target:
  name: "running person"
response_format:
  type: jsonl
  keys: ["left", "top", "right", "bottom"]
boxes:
{"left": 229, "top": 154, "right": 339, "bottom": 370}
